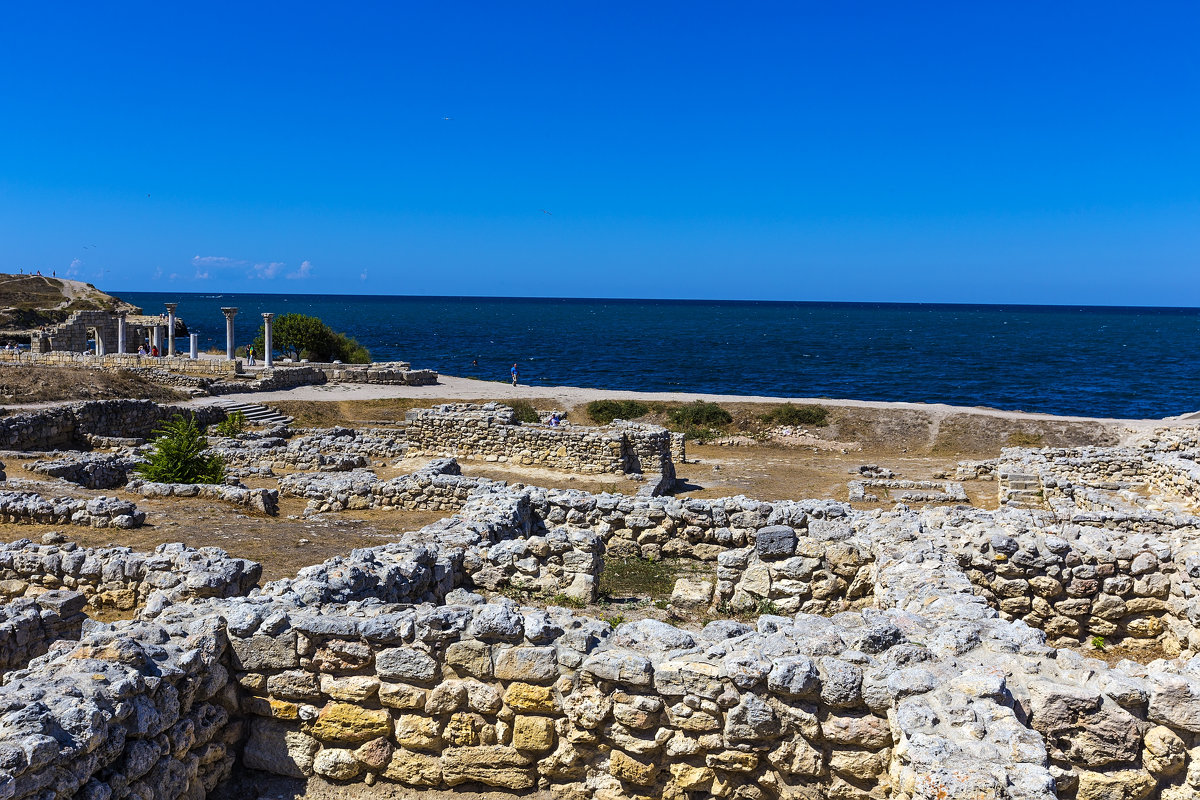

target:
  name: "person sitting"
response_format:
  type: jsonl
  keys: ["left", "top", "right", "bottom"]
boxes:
{"left": 137, "top": 345, "right": 146, "bottom": 356}
{"left": 548, "top": 413, "right": 561, "bottom": 427}
{"left": 150, "top": 345, "right": 159, "bottom": 357}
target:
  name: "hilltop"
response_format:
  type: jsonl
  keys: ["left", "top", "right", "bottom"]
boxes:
{"left": 0, "top": 273, "right": 140, "bottom": 333}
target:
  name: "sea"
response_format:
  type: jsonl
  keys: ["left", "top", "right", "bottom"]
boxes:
{"left": 121, "top": 293, "right": 1200, "bottom": 420}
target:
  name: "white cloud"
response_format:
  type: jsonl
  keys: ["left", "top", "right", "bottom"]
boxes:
{"left": 287, "top": 260, "right": 313, "bottom": 280}
{"left": 194, "top": 269, "right": 210, "bottom": 280}
{"left": 169, "top": 272, "right": 179, "bottom": 281}
{"left": 252, "top": 261, "right": 285, "bottom": 280}
{"left": 192, "top": 255, "right": 239, "bottom": 266}
{"left": 65, "top": 258, "right": 83, "bottom": 277}
{"left": 360, "top": 271, "right": 368, "bottom": 281}
{"left": 153, "top": 267, "right": 163, "bottom": 280}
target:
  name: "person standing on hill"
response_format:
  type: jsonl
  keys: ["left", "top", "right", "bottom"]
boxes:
{"left": 511, "top": 363, "right": 519, "bottom": 386}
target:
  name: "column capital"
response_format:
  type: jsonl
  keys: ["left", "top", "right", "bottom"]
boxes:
{"left": 261, "top": 312, "right": 274, "bottom": 321}
{"left": 164, "top": 302, "right": 178, "bottom": 312}
{"left": 220, "top": 306, "right": 239, "bottom": 319}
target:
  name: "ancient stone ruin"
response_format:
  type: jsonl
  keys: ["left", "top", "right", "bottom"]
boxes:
{"left": 0, "top": 401, "right": 1198, "bottom": 799}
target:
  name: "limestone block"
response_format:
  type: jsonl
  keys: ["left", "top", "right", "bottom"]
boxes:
{"left": 375, "top": 646, "right": 439, "bottom": 684}
{"left": 1075, "top": 768, "right": 1155, "bottom": 800}
{"left": 504, "top": 682, "right": 560, "bottom": 714}
{"left": 441, "top": 745, "right": 535, "bottom": 790}
{"left": 670, "top": 577, "right": 714, "bottom": 609}
{"left": 1143, "top": 725, "right": 1186, "bottom": 777}
{"left": 383, "top": 748, "right": 442, "bottom": 786}
{"left": 394, "top": 714, "right": 442, "bottom": 752}
{"left": 313, "top": 747, "right": 361, "bottom": 780}
{"left": 493, "top": 646, "right": 558, "bottom": 684}
{"left": 511, "top": 715, "right": 556, "bottom": 752}
{"left": 445, "top": 640, "right": 493, "bottom": 679}
{"left": 229, "top": 633, "right": 298, "bottom": 670}
{"left": 241, "top": 719, "right": 319, "bottom": 778}
{"left": 609, "top": 750, "right": 657, "bottom": 786}
{"left": 310, "top": 702, "right": 392, "bottom": 744}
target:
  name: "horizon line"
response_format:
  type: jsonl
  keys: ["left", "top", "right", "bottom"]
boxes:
{"left": 108, "top": 288, "right": 1200, "bottom": 313}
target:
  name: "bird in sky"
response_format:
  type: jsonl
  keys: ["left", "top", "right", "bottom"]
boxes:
{"left": 442, "top": 116, "right": 453, "bottom": 121}
{"left": 540, "top": 209, "right": 553, "bottom": 215}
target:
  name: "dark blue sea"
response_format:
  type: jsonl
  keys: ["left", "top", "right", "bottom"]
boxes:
{"left": 120, "top": 293, "right": 1200, "bottom": 419}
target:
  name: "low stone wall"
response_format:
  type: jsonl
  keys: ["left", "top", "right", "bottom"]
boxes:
{"left": 28, "top": 452, "right": 140, "bottom": 489}
{"left": 125, "top": 478, "right": 280, "bottom": 516}
{"left": 0, "top": 590, "right": 86, "bottom": 672}
{"left": 213, "top": 427, "right": 406, "bottom": 475}
{"left": 0, "top": 612, "right": 244, "bottom": 800}
{"left": 714, "top": 525, "right": 876, "bottom": 615}
{"left": 0, "top": 539, "right": 262, "bottom": 612}
{"left": 848, "top": 478, "right": 969, "bottom": 503}
{"left": 0, "top": 350, "right": 242, "bottom": 375}
{"left": 325, "top": 365, "right": 439, "bottom": 386}
{"left": 0, "top": 400, "right": 225, "bottom": 452}
{"left": 405, "top": 404, "right": 676, "bottom": 486}
{"left": 281, "top": 459, "right": 856, "bottom": 563}
{"left": 0, "top": 492, "right": 144, "bottom": 528}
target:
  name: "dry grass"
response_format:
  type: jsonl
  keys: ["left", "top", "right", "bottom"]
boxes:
{"left": 0, "top": 365, "right": 185, "bottom": 405}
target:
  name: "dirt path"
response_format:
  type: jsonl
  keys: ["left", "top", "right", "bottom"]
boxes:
{"left": 182, "top": 373, "right": 1193, "bottom": 431}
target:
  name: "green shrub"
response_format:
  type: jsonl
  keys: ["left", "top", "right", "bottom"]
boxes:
{"left": 252, "top": 313, "right": 371, "bottom": 363}
{"left": 213, "top": 411, "right": 247, "bottom": 437}
{"left": 586, "top": 399, "right": 651, "bottom": 424}
{"left": 508, "top": 400, "right": 540, "bottom": 423}
{"left": 667, "top": 401, "right": 732, "bottom": 429}
{"left": 135, "top": 414, "right": 224, "bottom": 484}
{"left": 762, "top": 403, "right": 829, "bottom": 427}
{"left": 1090, "top": 635, "right": 1106, "bottom": 650}
{"left": 677, "top": 424, "right": 720, "bottom": 444}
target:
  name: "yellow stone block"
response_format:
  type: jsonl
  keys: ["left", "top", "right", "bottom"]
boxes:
{"left": 309, "top": 702, "right": 391, "bottom": 743}
{"left": 610, "top": 750, "right": 657, "bottom": 786}
{"left": 504, "top": 682, "right": 560, "bottom": 714}
{"left": 670, "top": 763, "right": 714, "bottom": 791}
{"left": 512, "top": 715, "right": 556, "bottom": 752}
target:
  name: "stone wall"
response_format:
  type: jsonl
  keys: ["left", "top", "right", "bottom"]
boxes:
{"left": 213, "top": 427, "right": 407, "bottom": 475}
{"left": 0, "top": 492, "right": 144, "bottom": 528}
{"left": 125, "top": 478, "right": 280, "bottom": 516}
{"left": 0, "top": 590, "right": 86, "bottom": 672}
{"left": 0, "top": 400, "right": 226, "bottom": 452}
{"left": 0, "top": 539, "right": 261, "bottom": 612}
{"left": 28, "top": 452, "right": 140, "bottom": 489}
{"left": 404, "top": 404, "right": 676, "bottom": 486}
{"left": 0, "top": 351, "right": 242, "bottom": 375}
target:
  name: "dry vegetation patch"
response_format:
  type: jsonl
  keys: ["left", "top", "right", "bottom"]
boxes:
{"left": 0, "top": 365, "right": 184, "bottom": 405}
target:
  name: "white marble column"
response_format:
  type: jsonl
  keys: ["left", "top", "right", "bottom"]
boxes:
{"left": 116, "top": 313, "right": 126, "bottom": 354}
{"left": 95, "top": 329, "right": 105, "bottom": 356}
{"left": 190, "top": 333, "right": 199, "bottom": 359}
{"left": 165, "top": 303, "right": 178, "bottom": 357}
{"left": 262, "top": 313, "right": 274, "bottom": 368}
{"left": 221, "top": 307, "right": 238, "bottom": 360}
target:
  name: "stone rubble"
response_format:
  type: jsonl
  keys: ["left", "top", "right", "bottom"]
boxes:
{"left": 0, "top": 405, "right": 1200, "bottom": 798}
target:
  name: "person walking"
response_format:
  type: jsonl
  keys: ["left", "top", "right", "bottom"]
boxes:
{"left": 510, "top": 363, "right": 519, "bottom": 386}
{"left": 246, "top": 345, "right": 256, "bottom": 366}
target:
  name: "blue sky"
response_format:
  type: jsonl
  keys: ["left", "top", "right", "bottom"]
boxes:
{"left": 0, "top": 2, "right": 1196, "bottom": 304}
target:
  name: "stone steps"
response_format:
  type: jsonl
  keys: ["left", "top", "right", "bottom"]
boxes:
{"left": 216, "top": 400, "right": 292, "bottom": 427}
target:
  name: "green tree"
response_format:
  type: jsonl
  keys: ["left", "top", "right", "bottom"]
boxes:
{"left": 253, "top": 313, "right": 371, "bottom": 363}
{"left": 134, "top": 414, "right": 225, "bottom": 484}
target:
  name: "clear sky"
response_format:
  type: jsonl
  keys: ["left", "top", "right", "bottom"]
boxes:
{"left": 0, "top": 2, "right": 1196, "bottom": 304}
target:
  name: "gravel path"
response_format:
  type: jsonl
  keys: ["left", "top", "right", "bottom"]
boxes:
{"left": 186, "top": 373, "right": 1193, "bottom": 429}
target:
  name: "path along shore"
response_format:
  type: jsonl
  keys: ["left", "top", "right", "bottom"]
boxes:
{"left": 189, "top": 372, "right": 1200, "bottom": 430}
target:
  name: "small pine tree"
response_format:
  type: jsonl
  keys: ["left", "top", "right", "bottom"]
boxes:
{"left": 135, "top": 414, "right": 225, "bottom": 484}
